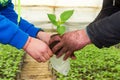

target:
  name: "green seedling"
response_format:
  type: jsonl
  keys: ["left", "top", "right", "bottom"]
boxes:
{"left": 47, "top": 10, "right": 74, "bottom": 35}
{"left": 0, "top": 44, "right": 24, "bottom": 79}
{"left": 55, "top": 45, "right": 120, "bottom": 80}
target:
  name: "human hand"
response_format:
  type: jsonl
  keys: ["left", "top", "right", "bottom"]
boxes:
{"left": 37, "top": 31, "right": 52, "bottom": 44}
{"left": 23, "top": 36, "right": 53, "bottom": 62}
{"left": 49, "top": 29, "right": 91, "bottom": 60}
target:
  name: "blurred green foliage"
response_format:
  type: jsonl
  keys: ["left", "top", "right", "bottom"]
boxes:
{"left": 0, "top": 44, "right": 24, "bottom": 80}
{"left": 56, "top": 45, "right": 120, "bottom": 80}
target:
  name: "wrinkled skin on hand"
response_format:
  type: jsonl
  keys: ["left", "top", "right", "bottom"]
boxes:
{"left": 49, "top": 29, "right": 91, "bottom": 60}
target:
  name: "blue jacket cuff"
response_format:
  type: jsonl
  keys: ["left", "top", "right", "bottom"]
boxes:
{"left": 27, "top": 26, "right": 44, "bottom": 37}
{"left": 9, "top": 29, "right": 29, "bottom": 49}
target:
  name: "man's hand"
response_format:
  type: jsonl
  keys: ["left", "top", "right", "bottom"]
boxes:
{"left": 49, "top": 29, "right": 91, "bottom": 60}
{"left": 23, "top": 37, "right": 53, "bottom": 62}
{"left": 37, "top": 31, "right": 52, "bottom": 44}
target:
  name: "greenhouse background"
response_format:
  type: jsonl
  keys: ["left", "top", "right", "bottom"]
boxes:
{"left": 13, "top": 0, "right": 103, "bottom": 31}
{"left": 2, "top": 0, "right": 120, "bottom": 80}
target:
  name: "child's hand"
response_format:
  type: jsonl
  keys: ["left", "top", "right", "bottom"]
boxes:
{"left": 23, "top": 37, "right": 53, "bottom": 62}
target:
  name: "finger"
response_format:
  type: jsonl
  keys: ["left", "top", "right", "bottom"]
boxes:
{"left": 70, "top": 53, "right": 77, "bottom": 60}
{"left": 36, "top": 58, "right": 42, "bottom": 62}
{"left": 49, "top": 35, "right": 61, "bottom": 46}
{"left": 52, "top": 42, "right": 63, "bottom": 54}
{"left": 36, "top": 54, "right": 47, "bottom": 63}
{"left": 34, "top": 56, "right": 42, "bottom": 63}
{"left": 43, "top": 53, "right": 50, "bottom": 60}
{"left": 40, "top": 56, "right": 47, "bottom": 62}
{"left": 26, "top": 51, "right": 47, "bottom": 63}
{"left": 47, "top": 48, "right": 53, "bottom": 57}
{"left": 26, "top": 51, "right": 41, "bottom": 62}
{"left": 63, "top": 51, "right": 72, "bottom": 60}
{"left": 57, "top": 47, "right": 67, "bottom": 58}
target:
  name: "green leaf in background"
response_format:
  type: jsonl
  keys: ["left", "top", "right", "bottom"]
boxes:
{"left": 57, "top": 26, "right": 66, "bottom": 35}
{"left": 60, "top": 10, "right": 74, "bottom": 23}
{"left": 47, "top": 14, "right": 58, "bottom": 26}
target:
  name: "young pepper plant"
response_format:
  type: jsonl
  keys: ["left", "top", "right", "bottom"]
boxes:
{"left": 47, "top": 10, "right": 74, "bottom": 35}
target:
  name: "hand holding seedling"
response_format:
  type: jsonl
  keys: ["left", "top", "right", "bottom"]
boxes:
{"left": 48, "top": 10, "right": 91, "bottom": 60}
{"left": 50, "top": 30, "right": 91, "bottom": 60}
{"left": 48, "top": 10, "right": 73, "bottom": 51}
{"left": 48, "top": 10, "right": 77, "bottom": 60}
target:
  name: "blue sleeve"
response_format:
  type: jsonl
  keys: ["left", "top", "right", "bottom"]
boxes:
{"left": 0, "top": 14, "right": 29, "bottom": 49}
{"left": 0, "top": 2, "right": 43, "bottom": 37}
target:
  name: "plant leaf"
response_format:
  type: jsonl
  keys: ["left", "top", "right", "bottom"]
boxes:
{"left": 57, "top": 26, "right": 66, "bottom": 35}
{"left": 60, "top": 10, "right": 74, "bottom": 23}
{"left": 47, "top": 14, "right": 58, "bottom": 26}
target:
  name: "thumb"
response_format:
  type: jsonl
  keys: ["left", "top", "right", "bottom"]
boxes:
{"left": 49, "top": 34, "right": 61, "bottom": 49}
